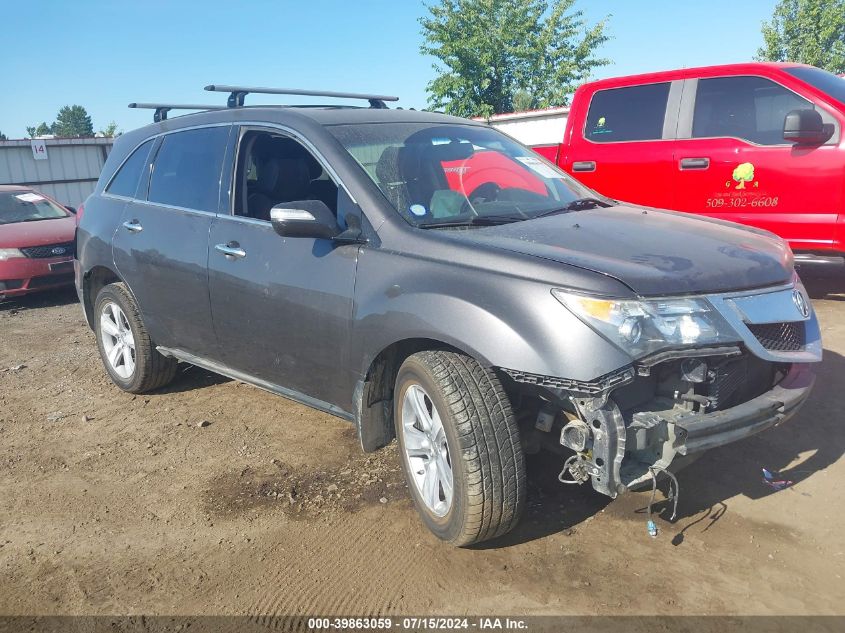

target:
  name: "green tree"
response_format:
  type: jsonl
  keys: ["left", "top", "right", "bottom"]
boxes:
{"left": 0, "top": 131, "right": 7, "bottom": 141}
{"left": 756, "top": 0, "right": 845, "bottom": 74}
{"left": 513, "top": 90, "right": 534, "bottom": 112}
{"left": 99, "top": 121, "right": 120, "bottom": 137}
{"left": 26, "top": 122, "right": 53, "bottom": 138}
{"left": 420, "top": 0, "right": 610, "bottom": 118}
{"left": 52, "top": 105, "right": 94, "bottom": 137}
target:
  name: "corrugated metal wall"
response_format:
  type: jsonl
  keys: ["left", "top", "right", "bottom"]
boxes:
{"left": 0, "top": 137, "right": 114, "bottom": 207}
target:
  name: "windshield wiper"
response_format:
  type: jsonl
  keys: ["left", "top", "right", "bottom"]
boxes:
{"left": 418, "top": 214, "right": 527, "bottom": 229}
{"left": 532, "top": 197, "right": 613, "bottom": 219}
{"left": 418, "top": 197, "right": 614, "bottom": 228}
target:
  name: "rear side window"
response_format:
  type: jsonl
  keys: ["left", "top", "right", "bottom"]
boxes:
{"left": 148, "top": 126, "right": 230, "bottom": 212}
{"left": 106, "top": 139, "right": 154, "bottom": 198}
{"left": 584, "top": 83, "right": 671, "bottom": 143}
{"left": 692, "top": 76, "right": 812, "bottom": 145}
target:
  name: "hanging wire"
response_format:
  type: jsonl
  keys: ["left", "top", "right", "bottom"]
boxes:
{"left": 646, "top": 465, "right": 681, "bottom": 538}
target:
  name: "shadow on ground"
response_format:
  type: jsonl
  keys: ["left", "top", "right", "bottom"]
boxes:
{"left": 157, "top": 364, "right": 232, "bottom": 393}
{"left": 0, "top": 285, "right": 78, "bottom": 312}
{"left": 473, "top": 452, "right": 611, "bottom": 549}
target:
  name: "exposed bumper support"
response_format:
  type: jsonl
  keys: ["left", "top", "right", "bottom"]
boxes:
{"left": 564, "top": 363, "right": 816, "bottom": 497}
{"left": 673, "top": 363, "right": 815, "bottom": 455}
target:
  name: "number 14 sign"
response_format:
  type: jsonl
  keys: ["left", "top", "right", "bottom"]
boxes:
{"left": 31, "top": 139, "right": 48, "bottom": 160}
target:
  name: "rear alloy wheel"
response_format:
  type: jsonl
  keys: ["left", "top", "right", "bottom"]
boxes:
{"left": 94, "top": 283, "right": 177, "bottom": 393}
{"left": 394, "top": 351, "right": 526, "bottom": 546}
{"left": 99, "top": 301, "right": 136, "bottom": 380}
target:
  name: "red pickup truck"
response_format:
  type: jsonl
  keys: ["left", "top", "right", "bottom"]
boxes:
{"left": 493, "top": 63, "right": 845, "bottom": 274}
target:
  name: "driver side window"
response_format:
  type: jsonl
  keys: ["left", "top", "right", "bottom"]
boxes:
{"left": 234, "top": 130, "right": 340, "bottom": 223}
{"left": 692, "top": 76, "right": 813, "bottom": 145}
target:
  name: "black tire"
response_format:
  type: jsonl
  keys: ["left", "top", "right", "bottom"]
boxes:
{"left": 393, "top": 350, "right": 526, "bottom": 546}
{"left": 93, "top": 282, "right": 177, "bottom": 393}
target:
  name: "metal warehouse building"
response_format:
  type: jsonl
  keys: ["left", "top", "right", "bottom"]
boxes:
{"left": 0, "top": 137, "right": 114, "bottom": 208}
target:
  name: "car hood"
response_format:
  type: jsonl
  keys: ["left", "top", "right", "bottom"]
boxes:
{"left": 0, "top": 216, "right": 76, "bottom": 249}
{"left": 438, "top": 205, "right": 793, "bottom": 296}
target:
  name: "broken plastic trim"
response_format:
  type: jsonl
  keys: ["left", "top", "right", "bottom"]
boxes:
{"left": 635, "top": 345, "right": 743, "bottom": 370}
{"left": 500, "top": 365, "right": 635, "bottom": 395}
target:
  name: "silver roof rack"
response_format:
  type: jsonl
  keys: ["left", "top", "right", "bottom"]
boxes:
{"left": 128, "top": 102, "right": 228, "bottom": 123}
{"left": 203, "top": 85, "right": 399, "bottom": 109}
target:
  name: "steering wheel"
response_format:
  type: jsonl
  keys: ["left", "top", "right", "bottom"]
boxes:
{"left": 460, "top": 182, "right": 501, "bottom": 215}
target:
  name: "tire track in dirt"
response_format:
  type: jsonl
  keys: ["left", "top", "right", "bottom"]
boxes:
{"left": 246, "top": 509, "right": 430, "bottom": 621}
{"left": 203, "top": 443, "right": 439, "bottom": 618}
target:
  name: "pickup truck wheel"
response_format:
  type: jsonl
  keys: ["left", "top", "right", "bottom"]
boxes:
{"left": 94, "top": 282, "right": 177, "bottom": 394}
{"left": 394, "top": 351, "right": 526, "bottom": 546}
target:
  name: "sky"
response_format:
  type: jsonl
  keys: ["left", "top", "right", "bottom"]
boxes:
{"left": 1, "top": 0, "right": 781, "bottom": 139}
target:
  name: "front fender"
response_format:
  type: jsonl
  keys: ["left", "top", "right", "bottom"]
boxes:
{"left": 351, "top": 249, "right": 632, "bottom": 383}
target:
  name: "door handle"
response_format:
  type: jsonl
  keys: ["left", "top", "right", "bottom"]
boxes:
{"left": 215, "top": 242, "right": 246, "bottom": 259}
{"left": 572, "top": 161, "right": 596, "bottom": 173}
{"left": 679, "top": 157, "right": 710, "bottom": 170}
{"left": 122, "top": 220, "right": 143, "bottom": 233}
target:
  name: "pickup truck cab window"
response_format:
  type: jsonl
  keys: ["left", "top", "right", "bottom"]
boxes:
{"left": 584, "top": 82, "right": 671, "bottom": 143}
{"left": 692, "top": 75, "right": 812, "bottom": 145}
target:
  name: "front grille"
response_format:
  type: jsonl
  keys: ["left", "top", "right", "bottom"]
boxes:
{"left": 27, "top": 273, "right": 73, "bottom": 289}
{"left": 20, "top": 242, "right": 75, "bottom": 259}
{"left": 746, "top": 322, "right": 805, "bottom": 352}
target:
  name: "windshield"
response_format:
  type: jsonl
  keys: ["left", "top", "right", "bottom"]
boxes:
{"left": 328, "top": 122, "right": 604, "bottom": 227}
{"left": 785, "top": 66, "right": 845, "bottom": 105}
{"left": 0, "top": 191, "right": 69, "bottom": 225}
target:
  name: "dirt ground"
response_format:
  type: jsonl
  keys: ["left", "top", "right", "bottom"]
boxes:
{"left": 1, "top": 285, "right": 844, "bottom": 617}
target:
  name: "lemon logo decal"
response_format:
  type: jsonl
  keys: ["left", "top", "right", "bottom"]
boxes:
{"left": 732, "top": 162, "right": 755, "bottom": 189}
{"left": 597, "top": 116, "right": 606, "bottom": 128}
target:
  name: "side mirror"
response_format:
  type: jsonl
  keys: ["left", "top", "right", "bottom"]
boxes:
{"left": 783, "top": 109, "right": 832, "bottom": 145}
{"left": 64, "top": 206, "right": 77, "bottom": 215}
{"left": 270, "top": 200, "right": 340, "bottom": 240}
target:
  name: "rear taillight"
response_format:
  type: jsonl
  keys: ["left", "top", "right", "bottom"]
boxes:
{"left": 75, "top": 203, "right": 84, "bottom": 224}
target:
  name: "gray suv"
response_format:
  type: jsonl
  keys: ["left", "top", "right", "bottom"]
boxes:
{"left": 75, "top": 87, "right": 822, "bottom": 546}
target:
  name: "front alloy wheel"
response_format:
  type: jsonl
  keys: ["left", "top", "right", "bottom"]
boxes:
{"left": 394, "top": 351, "right": 526, "bottom": 546}
{"left": 401, "top": 384, "right": 453, "bottom": 517}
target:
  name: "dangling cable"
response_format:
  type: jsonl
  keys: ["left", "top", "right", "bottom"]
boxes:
{"left": 663, "top": 468, "right": 680, "bottom": 521}
{"left": 646, "top": 465, "right": 682, "bottom": 537}
{"left": 646, "top": 468, "right": 659, "bottom": 537}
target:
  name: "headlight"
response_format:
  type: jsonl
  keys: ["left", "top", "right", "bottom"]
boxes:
{"left": 0, "top": 248, "right": 24, "bottom": 261}
{"left": 552, "top": 289, "right": 741, "bottom": 359}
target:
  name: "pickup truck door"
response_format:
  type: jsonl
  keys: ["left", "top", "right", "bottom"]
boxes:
{"left": 671, "top": 75, "right": 844, "bottom": 253}
{"left": 560, "top": 80, "right": 681, "bottom": 210}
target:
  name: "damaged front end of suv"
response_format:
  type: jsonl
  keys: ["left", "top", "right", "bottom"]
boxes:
{"left": 503, "top": 275, "right": 821, "bottom": 498}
